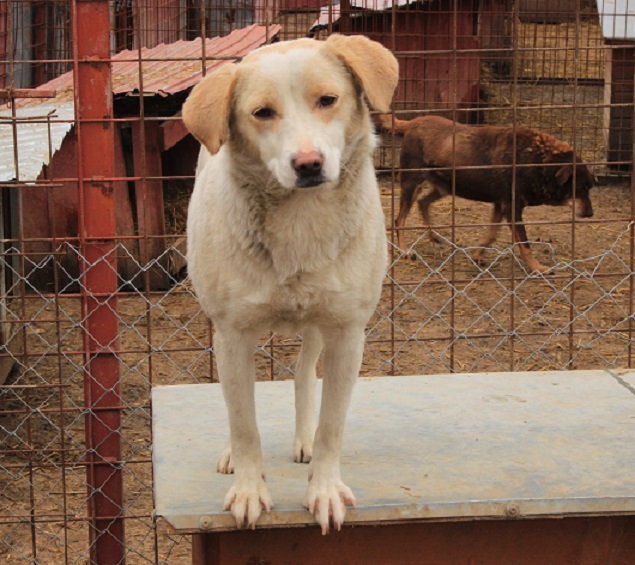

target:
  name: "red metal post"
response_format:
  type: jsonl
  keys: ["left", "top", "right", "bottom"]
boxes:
{"left": 72, "top": 0, "right": 125, "bottom": 563}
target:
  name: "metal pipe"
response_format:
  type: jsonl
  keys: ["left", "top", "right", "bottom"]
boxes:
{"left": 71, "top": 0, "right": 125, "bottom": 562}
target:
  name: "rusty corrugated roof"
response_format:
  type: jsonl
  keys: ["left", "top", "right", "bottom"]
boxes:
{"left": 112, "top": 24, "right": 282, "bottom": 97}
{"left": 11, "top": 24, "right": 281, "bottom": 108}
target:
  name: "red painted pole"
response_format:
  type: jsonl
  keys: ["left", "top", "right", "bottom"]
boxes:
{"left": 72, "top": 1, "right": 125, "bottom": 563}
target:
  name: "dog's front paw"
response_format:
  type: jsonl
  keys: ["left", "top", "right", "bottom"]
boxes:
{"left": 305, "top": 477, "right": 356, "bottom": 535}
{"left": 216, "top": 444, "right": 234, "bottom": 474}
{"left": 471, "top": 248, "right": 488, "bottom": 267}
{"left": 223, "top": 476, "right": 273, "bottom": 529}
{"left": 532, "top": 262, "right": 551, "bottom": 274}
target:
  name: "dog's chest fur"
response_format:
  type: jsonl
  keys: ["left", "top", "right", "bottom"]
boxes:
{"left": 240, "top": 181, "right": 360, "bottom": 277}
{"left": 226, "top": 187, "right": 370, "bottom": 329}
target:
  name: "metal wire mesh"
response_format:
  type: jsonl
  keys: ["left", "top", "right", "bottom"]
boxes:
{"left": 1, "top": 0, "right": 634, "bottom": 562}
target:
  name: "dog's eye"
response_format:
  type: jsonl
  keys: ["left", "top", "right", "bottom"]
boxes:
{"left": 318, "top": 95, "right": 337, "bottom": 108}
{"left": 253, "top": 107, "right": 275, "bottom": 120}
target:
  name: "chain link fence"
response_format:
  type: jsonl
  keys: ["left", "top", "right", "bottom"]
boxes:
{"left": 1, "top": 0, "right": 634, "bottom": 562}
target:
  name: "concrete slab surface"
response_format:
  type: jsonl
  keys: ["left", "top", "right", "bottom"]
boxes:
{"left": 152, "top": 370, "right": 635, "bottom": 532}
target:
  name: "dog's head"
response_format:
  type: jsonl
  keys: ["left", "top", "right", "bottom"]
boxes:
{"left": 554, "top": 155, "right": 595, "bottom": 218}
{"left": 182, "top": 34, "right": 399, "bottom": 190}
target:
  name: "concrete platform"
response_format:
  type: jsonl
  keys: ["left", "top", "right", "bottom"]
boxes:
{"left": 152, "top": 369, "right": 635, "bottom": 533}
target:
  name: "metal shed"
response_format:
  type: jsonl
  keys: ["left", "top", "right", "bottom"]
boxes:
{"left": 0, "top": 24, "right": 280, "bottom": 291}
{"left": 310, "top": 0, "right": 483, "bottom": 123}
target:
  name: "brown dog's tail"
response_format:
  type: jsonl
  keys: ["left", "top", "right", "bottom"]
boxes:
{"left": 376, "top": 113, "right": 411, "bottom": 136}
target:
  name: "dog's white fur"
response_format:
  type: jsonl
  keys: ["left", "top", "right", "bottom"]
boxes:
{"left": 182, "top": 34, "right": 398, "bottom": 534}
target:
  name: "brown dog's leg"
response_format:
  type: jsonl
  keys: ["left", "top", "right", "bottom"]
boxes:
{"left": 416, "top": 188, "right": 444, "bottom": 245}
{"left": 473, "top": 202, "right": 503, "bottom": 266}
{"left": 395, "top": 176, "right": 424, "bottom": 258}
{"left": 506, "top": 206, "right": 549, "bottom": 273}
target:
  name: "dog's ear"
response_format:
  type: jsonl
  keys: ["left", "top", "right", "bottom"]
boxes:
{"left": 324, "top": 34, "right": 399, "bottom": 113}
{"left": 555, "top": 164, "right": 573, "bottom": 186}
{"left": 182, "top": 63, "right": 237, "bottom": 155}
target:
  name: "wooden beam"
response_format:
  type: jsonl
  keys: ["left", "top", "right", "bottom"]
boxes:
{"left": 131, "top": 120, "right": 168, "bottom": 289}
{"left": 159, "top": 114, "right": 190, "bottom": 152}
{"left": 0, "top": 88, "right": 57, "bottom": 100}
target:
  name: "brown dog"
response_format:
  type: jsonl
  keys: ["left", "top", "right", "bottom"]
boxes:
{"left": 380, "top": 114, "right": 595, "bottom": 273}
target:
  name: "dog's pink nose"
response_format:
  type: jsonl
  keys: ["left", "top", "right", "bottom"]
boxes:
{"left": 292, "top": 150, "right": 325, "bottom": 188}
{"left": 292, "top": 150, "right": 323, "bottom": 174}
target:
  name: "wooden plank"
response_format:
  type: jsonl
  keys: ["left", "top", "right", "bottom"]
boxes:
{"left": 192, "top": 516, "right": 635, "bottom": 565}
{"left": 0, "top": 88, "right": 57, "bottom": 99}
{"left": 159, "top": 114, "right": 189, "bottom": 152}
{"left": 131, "top": 120, "right": 168, "bottom": 289}
{"left": 607, "top": 46, "right": 635, "bottom": 170}
{"left": 479, "top": 0, "right": 513, "bottom": 75}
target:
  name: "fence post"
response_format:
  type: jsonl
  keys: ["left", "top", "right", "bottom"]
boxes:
{"left": 72, "top": 0, "right": 125, "bottom": 562}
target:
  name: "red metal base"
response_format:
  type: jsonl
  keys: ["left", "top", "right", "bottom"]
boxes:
{"left": 192, "top": 516, "right": 635, "bottom": 565}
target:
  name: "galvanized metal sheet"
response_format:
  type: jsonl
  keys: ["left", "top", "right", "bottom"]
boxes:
{"left": 0, "top": 102, "right": 74, "bottom": 182}
{"left": 152, "top": 370, "right": 635, "bottom": 532}
{"left": 310, "top": 0, "right": 431, "bottom": 32}
{"left": 598, "top": 0, "right": 635, "bottom": 40}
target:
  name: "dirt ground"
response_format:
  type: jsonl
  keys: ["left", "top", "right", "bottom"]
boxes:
{"left": 2, "top": 173, "right": 634, "bottom": 563}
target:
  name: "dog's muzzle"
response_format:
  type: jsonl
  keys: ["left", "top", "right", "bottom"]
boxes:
{"left": 292, "top": 150, "right": 326, "bottom": 188}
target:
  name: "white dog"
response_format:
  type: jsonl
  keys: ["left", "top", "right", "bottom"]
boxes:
{"left": 182, "top": 34, "right": 398, "bottom": 534}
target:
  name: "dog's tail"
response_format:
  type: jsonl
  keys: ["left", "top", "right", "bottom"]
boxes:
{"left": 376, "top": 113, "right": 411, "bottom": 136}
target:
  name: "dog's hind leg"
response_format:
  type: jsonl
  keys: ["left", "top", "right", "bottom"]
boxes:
{"left": 473, "top": 202, "right": 503, "bottom": 266}
{"left": 305, "top": 324, "right": 365, "bottom": 534}
{"left": 417, "top": 186, "right": 444, "bottom": 244}
{"left": 395, "top": 174, "right": 424, "bottom": 258}
{"left": 294, "top": 326, "right": 323, "bottom": 464}
{"left": 215, "top": 325, "right": 273, "bottom": 529}
{"left": 217, "top": 443, "right": 234, "bottom": 474}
